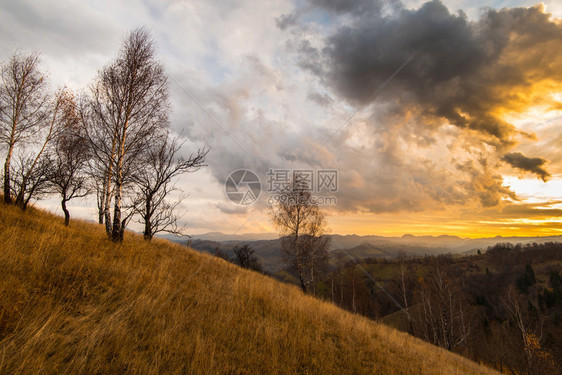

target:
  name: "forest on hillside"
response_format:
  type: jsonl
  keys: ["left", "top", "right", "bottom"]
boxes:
{"left": 216, "top": 241, "right": 562, "bottom": 374}
{"left": 316, "top": 242, "right": 562, "bottom": 374}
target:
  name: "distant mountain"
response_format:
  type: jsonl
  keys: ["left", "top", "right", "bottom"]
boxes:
{"left": 454, "top": 235, "right": 562, "bottom": 253}
{"left": 190, "top": 232, "right": 279, "bottom": 242}
{"left": 328, "top": 233, "right": 562, "bottom": 254}
{"left": 328, "top": 234, "right": 466, "bottom": 251}
{"left": 187, "top": 232, "right": 562, "bottom": 272}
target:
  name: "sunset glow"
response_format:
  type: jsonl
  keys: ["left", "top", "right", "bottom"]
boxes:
{"left": 1, "top": 0, "right": 561, "bottom": 238}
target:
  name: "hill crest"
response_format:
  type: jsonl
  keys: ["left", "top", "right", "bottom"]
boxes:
{"left": 0, "top": 203, "right": 497, "bottom": 374}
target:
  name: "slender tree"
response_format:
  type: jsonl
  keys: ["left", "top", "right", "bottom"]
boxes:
{"left": 81, "top": 94, "right": 115, "bottom": 231}
{"left": 84, "top": 27, "right": 169, "bottom": 241}
{"left": 132, "top": 132, "right": 207, "bottom": 240}
{"left": 392, "top": 252, "right": 416, "bottom": 334}
{"left": 416, "top": 258, "right": 471, "bottom": 352}
{"left": 304, "top": 232, "right": 330, "bottom": 295}
{"left": 501, "top": 284, "right": 546, "bottom": 371}
{"left": 11, "top": 88, "right": 73, "bottom": 209}
{"left": 0, "top": 52, "right": 49, "bottom": 204}
{"left": 271, "top": 187, "right": 330, "bottom": 293}
{"left": 48, "top": 93, "right": 90, "bottom": 225}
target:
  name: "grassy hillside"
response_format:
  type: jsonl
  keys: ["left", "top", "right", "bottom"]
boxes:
{"left": 0, "top": 203, "right": 497, "bottom": 374}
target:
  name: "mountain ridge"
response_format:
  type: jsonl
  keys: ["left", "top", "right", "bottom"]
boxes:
{"left": 187, "top": 232, "right": 562, "bottom": 272}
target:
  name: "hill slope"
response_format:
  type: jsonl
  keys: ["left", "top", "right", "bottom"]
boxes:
{"left": 0, "top": 203, "right": 497, "bottom": 374}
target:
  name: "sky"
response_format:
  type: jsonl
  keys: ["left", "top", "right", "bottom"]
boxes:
{"left": 1, "top": 0, "right": 561, "bottom": 238}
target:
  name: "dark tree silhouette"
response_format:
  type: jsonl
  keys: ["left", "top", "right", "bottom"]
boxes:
{"left": 132, "top": 132, "right": 207, "bottom": 240}
{"left": 232, "top": 244, "right": 263, "bottom": 272}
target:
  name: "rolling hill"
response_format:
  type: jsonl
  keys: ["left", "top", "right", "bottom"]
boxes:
{"left": 0, "top": 202, "right": 497, "bottom": 374}
{"left": 188, "top": 232, "right": 562, "bottom": 273}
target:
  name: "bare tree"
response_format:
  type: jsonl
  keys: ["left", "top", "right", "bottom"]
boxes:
{"left": 500, "top": 284, "right": 551, "bottom": 373}
{"left": 48, "top": 93, "right": 90, "bottom": 225}
{"left": 271, "top": 188, "right": 330, "bottom": 293}
{"left": 0, "top": 52, "right": 49, "bottom": 204}
{"left": 416, "top": 258, "right": 471, "bottom": 353}
{"left": 9, "top": 153, "right": 51, "bottom": 209}
{"left": 499, "top": 277, "right": 557, "bottom": 375}
{"left": 132, "top": 132, "right": 206, "bottom": 240}
{"left": 10, "top": 88, "right": 73, "bottom": 209}
{"left": 81, "top": 93, "right": 115, "bottom": 231}
{"left": 304, "top": 233, "right": 330, "bottom": 295}
{"left": 84, "top": 28, "right": 169, "bottom": 242}
{"left": 392, "top": 252, "right": 416, "bottom": 334}
{"left": 232, "top": 244, "right": 263, "bottom": 272}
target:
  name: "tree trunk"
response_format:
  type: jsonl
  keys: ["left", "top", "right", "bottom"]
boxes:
{"left": 3, "top": 126, "right": 17, "bottom": 204}
{"left": 104, "top": 206, "right": 112, "bottom": 235}
{"left": 97, "top": 180, "right": 106, "bottom": 224}
{"left": 102, "top": 145, "right": 116, "bottom": 236}
{"left": 143, "top": 215, "right": 153, "bottom": 240}
{"left": 61, "top": 198, "right": 70, "bottom": 226}
{"left": 111, "top": 180, "right": 122, "bottom": 242}
{"left": 15, "top": 184, "right": 26, "bottom": 208}
{"left": 3, "top": 151, "right": 12, "bottom": 204}
{"left": 103, "top": 169, "right": 113, "bottom": 235}
{"left": 119, "top": 217, "right": 127, "bottom": 241}
{"left": 143, "top": 195, "right": 152, "bottom": 240}
{"left": 111, "top": 120, "right": 127, "bottom": 242}
{"left": 298, "top": 269, "right": 307, "bottom": 293}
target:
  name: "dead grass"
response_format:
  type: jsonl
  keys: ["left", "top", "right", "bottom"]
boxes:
{"left": 0, "top": 202, "right": 498, "bottom": 374}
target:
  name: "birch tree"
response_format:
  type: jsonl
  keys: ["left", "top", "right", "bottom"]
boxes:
{"left": 48, "top": 93, "right": 90, "bottom": 225}
{"left": 85, "top": 27, "right": 169, "bottom": 241}
{"left": 416, "top": 258, "right": 471, "bottom": 353}
{"left": 11, "top": 88, "right": 72, "bottom": 209}
{"left": 392, "top": 252, "right": 416, "bottom": 334}
{"left": 271, "top": 188, "right": 330, "bottom": 293}
{"left": 0, "top": 52, "right": 49, "bottom": 204}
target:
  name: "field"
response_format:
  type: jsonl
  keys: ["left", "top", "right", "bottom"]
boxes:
{"left": 0, "top": 202, "right": 497, "bottom": 374}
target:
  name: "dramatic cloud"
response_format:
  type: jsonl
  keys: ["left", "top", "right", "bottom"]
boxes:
{"left": 502, "top": 152, "right": 551, "bottom": 181}
{"left": 279, "top": 0, "right": 562, "bottom": 211}
{"left": 302, "top": 1, "right": 562, "bottom": 146}
{"left": 1, "top": 0, "right": 561, "bottom": 236}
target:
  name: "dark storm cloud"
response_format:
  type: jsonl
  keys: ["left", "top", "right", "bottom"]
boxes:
{"left": 276, "top": 0, "right": 397, "bottom": 30}
{"left": 275, "top": 0, "right": 562, "bottom": 211}
{"left": 307, "top": 0, "right": 387, "bottom": 16}
{"left": 295, "top": 0, "right": 562, "bottom": 148}
{"left": 502, "top": 152, "right": 551, "bottom": 182}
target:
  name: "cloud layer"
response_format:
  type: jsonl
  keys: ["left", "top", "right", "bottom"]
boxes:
{"left": 1, "top": 0, "right": 561, "bottom": 235}
{"left": 278, "top": 0, "right": 562, "bottom": 212}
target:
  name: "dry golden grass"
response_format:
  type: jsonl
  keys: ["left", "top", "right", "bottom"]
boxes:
{"left": 0, "top": 202, "right": 498, "bottom": 374}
